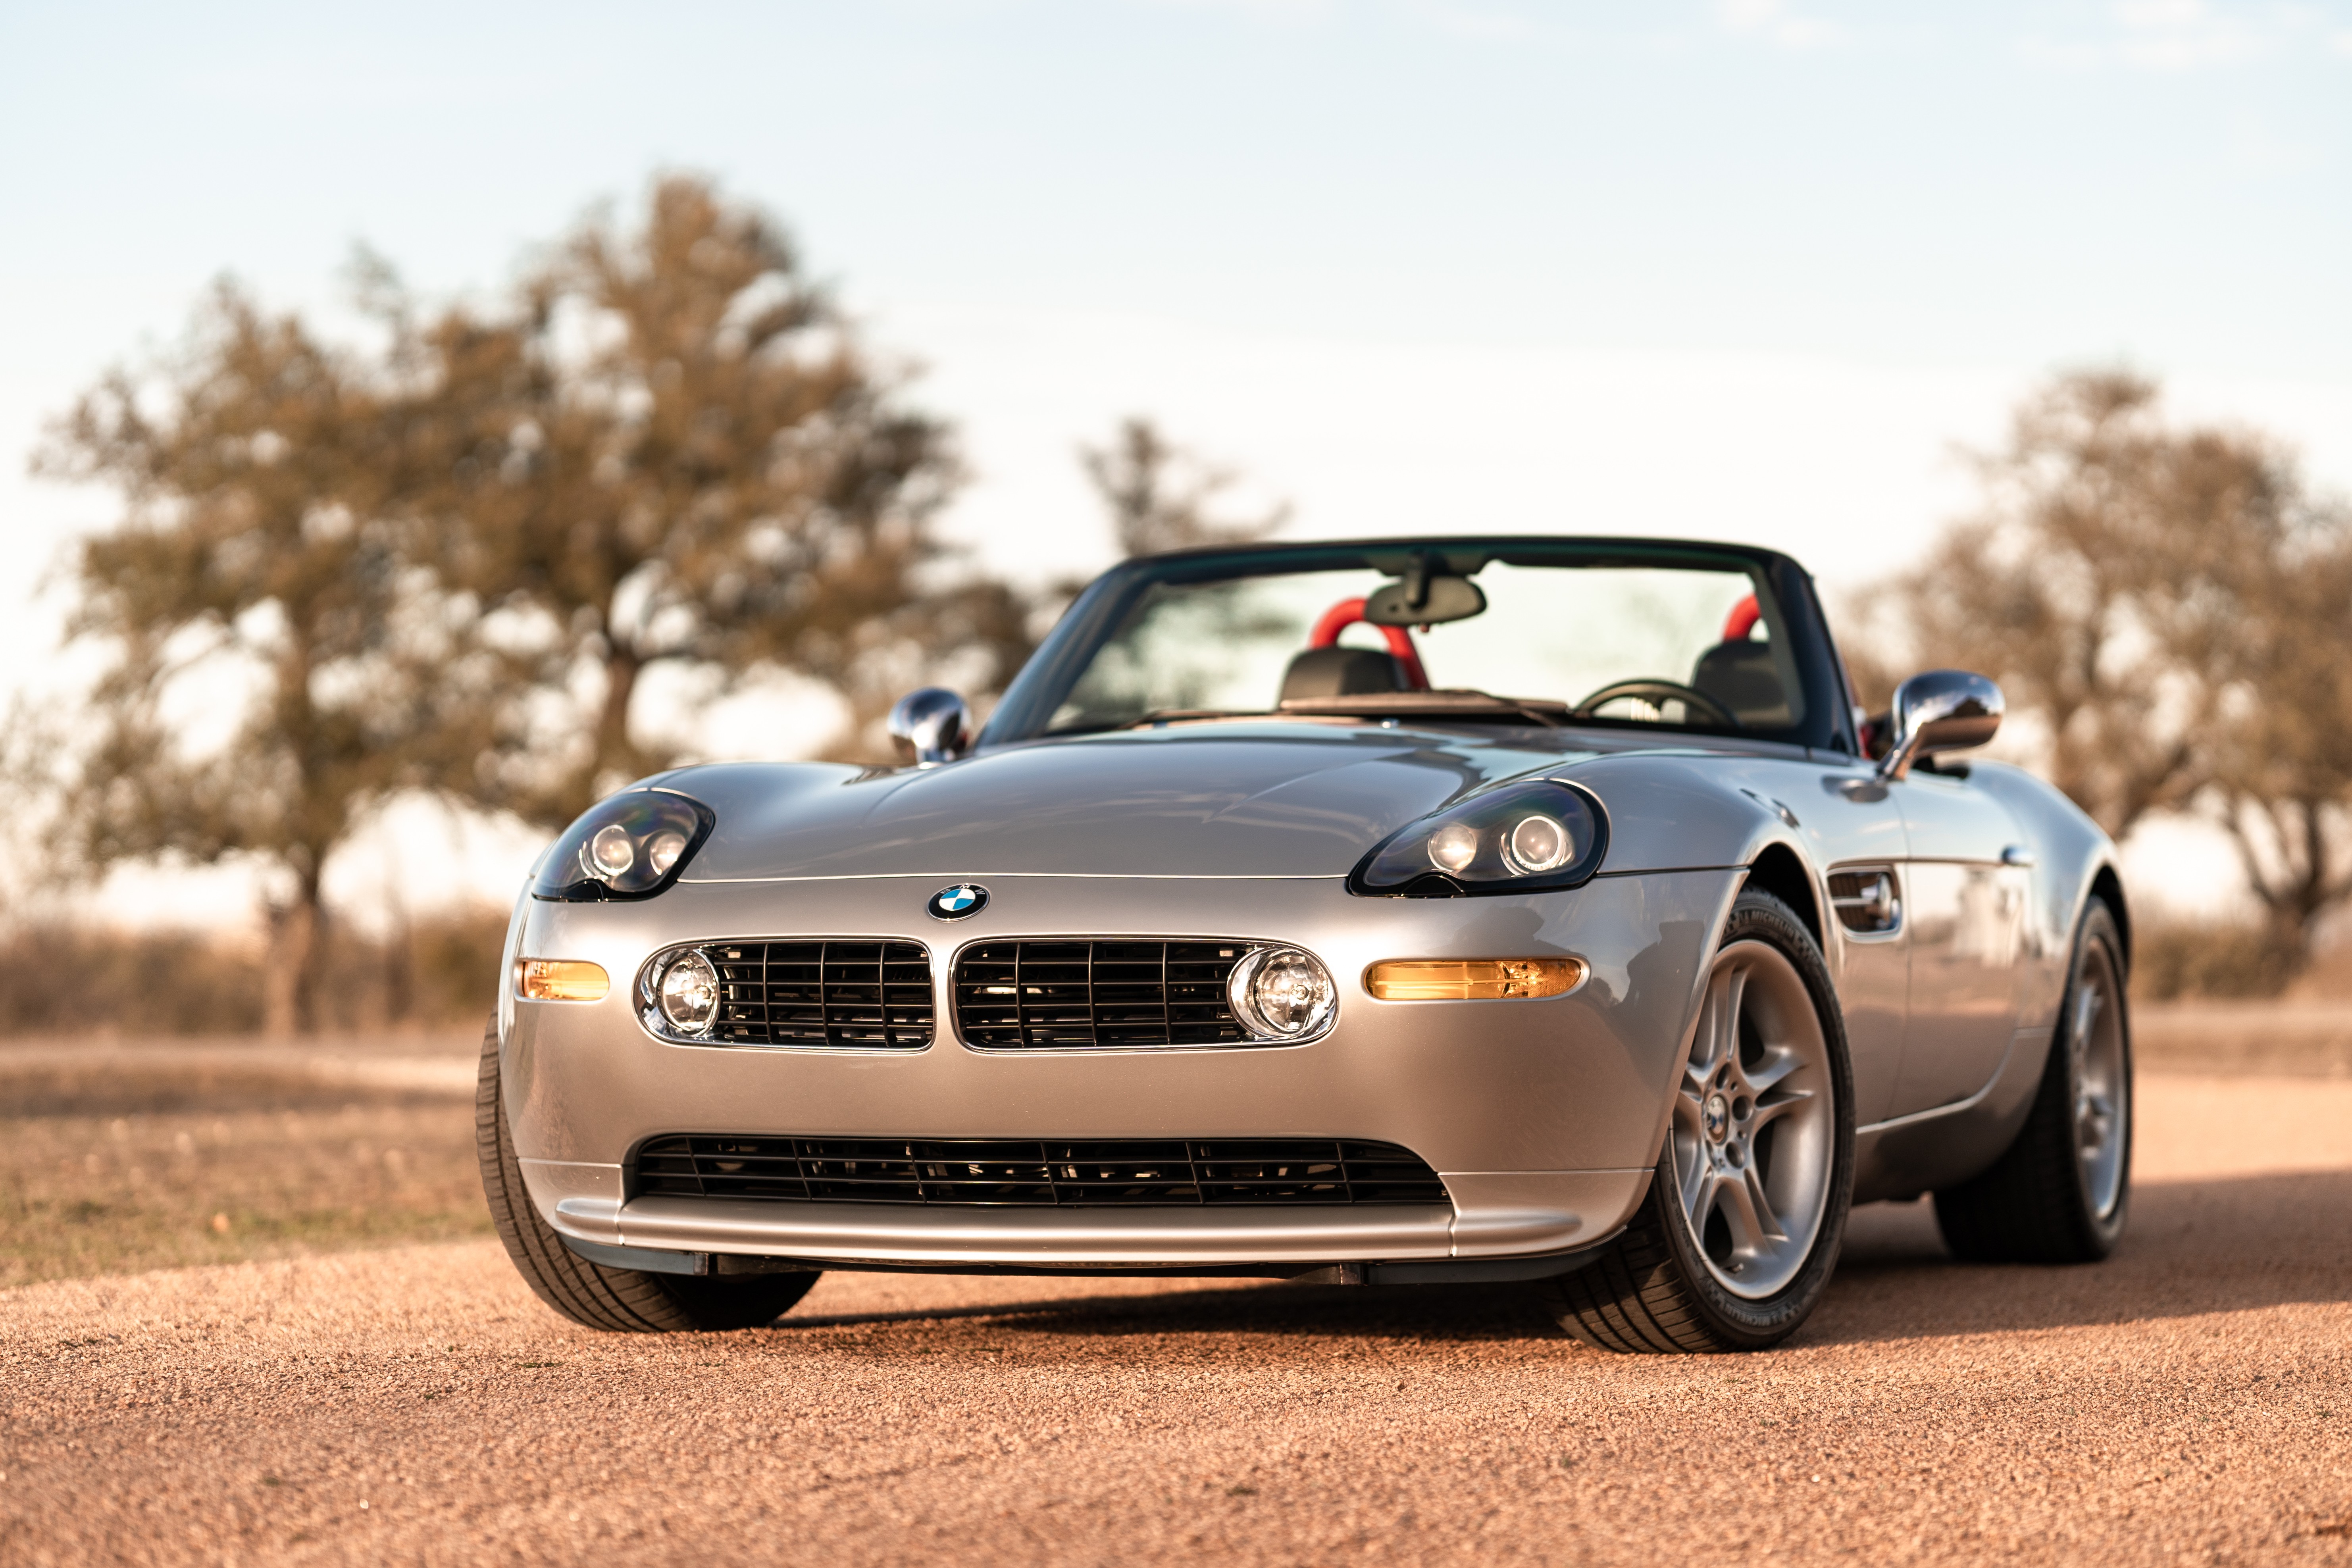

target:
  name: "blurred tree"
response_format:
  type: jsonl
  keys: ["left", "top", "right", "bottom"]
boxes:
{"left": 1861, "top": 368, "right": 2352, "bottom": 970}
{"left": 1861, "top": 371, "right": 2278, "bottom": 839}
{"left": 418, "top": 175, "right": 1014, "bottom": 815}
{"left": 32, "top": 285, "right": 481, "bottom": 1033}
{"left": 2201, "top": 534, "right": 2352, "bottom": 960}
{"left": 1082, "top": 416, "right": 1290, "bottom": 557}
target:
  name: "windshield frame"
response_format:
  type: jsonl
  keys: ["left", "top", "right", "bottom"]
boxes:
{"left": 976, "top": 536, "right": 1859, "bottom": 755}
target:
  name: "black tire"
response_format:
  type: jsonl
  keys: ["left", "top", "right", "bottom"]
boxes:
{"left": 476, "top": 1017, "right": 820, "bottom": 1331}
{"left": 1934, "top": 898, "right": 2133, "bottom": 1264}
{"left": 1541, "top": 889, "right": 1857, "bottom": 1353}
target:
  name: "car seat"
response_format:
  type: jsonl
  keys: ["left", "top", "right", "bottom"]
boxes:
{"left": 1689, "top": 640, "right": 1792, "bottom": 728}
{"left": 1279, "top": 646, "right": 1411, "bottom": 702}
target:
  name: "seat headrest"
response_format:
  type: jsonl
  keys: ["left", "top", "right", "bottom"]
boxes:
{"left": 1280, "top": 646, "right": 1409, "bottom": 703}
{"left": 1690, "top": 640, "right": 1792, "bottom": 727}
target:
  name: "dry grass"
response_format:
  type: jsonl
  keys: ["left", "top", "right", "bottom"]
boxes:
{"left": 2133, "top": 999, "right": 2352, "bottom": 1077}
{"left": 0, "top": 1093, "right": 487, "bottom": 1289}
{"left": 0, "top": 909, "right": 509, "bottom": 1037}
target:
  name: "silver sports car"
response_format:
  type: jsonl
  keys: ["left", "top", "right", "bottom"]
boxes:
{"left": 479, "top": 536, "right": 2132, "bottom": 1353}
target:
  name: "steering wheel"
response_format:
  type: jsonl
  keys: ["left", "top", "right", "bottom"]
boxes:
{"left": 1572, "top": 679, "right": 1742, "bottom": 731}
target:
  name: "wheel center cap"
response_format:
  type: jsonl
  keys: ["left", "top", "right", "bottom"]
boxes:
{"left": 1703, "top": 1092, "right": 1731, "bottom": 1144}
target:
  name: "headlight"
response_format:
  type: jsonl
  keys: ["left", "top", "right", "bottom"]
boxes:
{"left": 533, "top": 790, "right": 714, "bottom": 902}
{"left": 638, "top": 945, "right": 724, "bottom": 1039}
{"left": 1351, "top": 778, "right": 1609, "bottom": 897}
{"left": 1227, "top": 946, "right": 1338, "bottom": 1042}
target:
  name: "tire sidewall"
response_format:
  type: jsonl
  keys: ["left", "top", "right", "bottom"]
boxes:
{"left": 478, "top": 1016, "right": 817, "bottom": 1331}
{"left": 1649, "top": 888, "right": 1858, "bottom": 1348}
{"left": 2060, "top": 900, "right": 2133, "bottom": 1253}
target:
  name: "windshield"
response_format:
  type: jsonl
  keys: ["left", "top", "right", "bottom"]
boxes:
{"left": 984, "top": 539, "right": 1844, "bottom": 750}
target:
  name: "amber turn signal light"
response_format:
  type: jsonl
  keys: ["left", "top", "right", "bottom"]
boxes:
{"left": 518, "top": 959, "right": 610, "bottom": 1002}
{"left": 1363, "top": 957, "right": 1586, "bottom": 1001}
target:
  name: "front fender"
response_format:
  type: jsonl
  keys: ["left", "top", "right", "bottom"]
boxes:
{"left": 1565, "top": 752, "right": 1801, "bottom": 875}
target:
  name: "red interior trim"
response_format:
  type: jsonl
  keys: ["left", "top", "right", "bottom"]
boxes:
{"left": 1721, "top": 594, "right": 1762, "bottom": 642}
{"left": 1308, "top": 598, "right": 1429, "bottom": 689}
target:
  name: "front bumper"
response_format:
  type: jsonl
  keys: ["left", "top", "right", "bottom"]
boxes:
{"left": 504, "top": 869, "right": 1738, "bottom": 1269}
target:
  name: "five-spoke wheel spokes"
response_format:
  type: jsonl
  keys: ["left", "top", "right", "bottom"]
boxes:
{"left": 1670, "top": 940, "right": 1837, "bottom": 1300}
{"left": 2071, "top": 931, "right": 2129, "bottom": 1223}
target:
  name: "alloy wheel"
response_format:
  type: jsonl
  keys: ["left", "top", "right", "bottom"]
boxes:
{"left": 1669, "top": 939, "right": 1838, "bottom": 1300}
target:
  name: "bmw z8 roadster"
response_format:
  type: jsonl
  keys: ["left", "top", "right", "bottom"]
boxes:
{"left": 479, "top": 536, "right": 2133, "bottom": 1353}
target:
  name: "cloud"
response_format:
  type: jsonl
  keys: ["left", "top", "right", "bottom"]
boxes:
{"left": 2109, "top": 0, "right": 2265, "bottom": 69}
{"left": 1395, "top": 0, "right": 1547, "bottom": 41}
{"left": 1140, "top": 0, "right": 1341, "bottom": 24}
{"left": 2019, "top": 0, "right": 2352, "bottom": 73}
{"left": 1715, "top": 0, "right": 1846, "bottom": 50}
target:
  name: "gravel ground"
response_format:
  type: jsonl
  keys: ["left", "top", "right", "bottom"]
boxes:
{"left": 2, "top": 1074, "right": 2349, "bottom": 1567}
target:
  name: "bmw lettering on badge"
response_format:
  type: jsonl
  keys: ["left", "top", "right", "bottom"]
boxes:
{"left": 927, "top": 883, "right": 989, "bottom": 920}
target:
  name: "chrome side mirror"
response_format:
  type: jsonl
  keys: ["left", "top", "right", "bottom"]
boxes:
{"left": 887, "top": 687, "right": 971, "bottom": 767}
{"left": 1877, "top": 670, "right": 2003, "bottom": 781}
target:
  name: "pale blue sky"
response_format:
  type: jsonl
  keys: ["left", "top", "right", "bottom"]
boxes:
{"left": 8, "top": 3, "right": 2348, "bottom": 568}
{"left": 3, "top": 0, "right": 2348, "bottom": 917}
{"left": 5, "top": 2, "right": 2347, "bottom": 363}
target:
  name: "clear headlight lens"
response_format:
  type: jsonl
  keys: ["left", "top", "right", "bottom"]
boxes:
{"left": 1227, "top": 946, "right": 1338, "bottom": 1042}
{"left": 655, "top": 950, "right": 720, "bottom": 1035}
{"left": 1353, "top": 778, "right": 1608, "bottom": 897}
{"left": 585, "top": 824, "right": 636, "bottom": 880}
{"left": 1427, "top": 821, "right": 1480, "bottom": 873}
{"left": 1504, "top": 812, "right": 1571, "bottom": 873}
{"left": 534, "top": 790, "right": 713, "bottom": 902}
{"left": 647, "top": 831, "right": 688, "bottom": 876}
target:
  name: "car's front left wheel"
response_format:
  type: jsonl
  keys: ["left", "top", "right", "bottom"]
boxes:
{"left": 1540, "top": 888, "right": 1857, "bottom": 1353}
{"left": 476, "top": 1018, "right": 821, "bottom": 1331}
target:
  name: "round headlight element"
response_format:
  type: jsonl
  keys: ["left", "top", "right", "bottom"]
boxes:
{"left": 1227, "top": 946, "right": 1338, "bottom": 1042}
{"left": 1503, "top": 812, "right": 1573, "bottom": 874}
{"left": 657, "top": 950, "right": 720, "bottom": 1035}
{"left": 646, "top": 830, "right": 687, "bottom": 876}
{"left": 585, "top": 823, "right": 636, "bottom": 880}
{"left": 1427, "top": 821, "right": 1479, "bottom": 874}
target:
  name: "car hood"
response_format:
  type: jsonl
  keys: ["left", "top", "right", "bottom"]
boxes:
{"left": 666, "top": 725, "right": 1599, "bottom": 881}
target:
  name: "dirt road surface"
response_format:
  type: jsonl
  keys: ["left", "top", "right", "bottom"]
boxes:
{"left": 4, "top": 1073, "right": 2349, "bottom": 1566}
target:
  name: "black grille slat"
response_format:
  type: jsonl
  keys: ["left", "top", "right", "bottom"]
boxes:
{"left": 954, "top": 940, "right": 1251, "bottom": 1049}
{"left": 630, "top": 1136, "right": 1448, "bottom": 1207}
{"left": 685, "top": 938, "right": 932, "bottom": 1048}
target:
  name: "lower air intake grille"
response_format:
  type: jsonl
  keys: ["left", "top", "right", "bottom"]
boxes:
{"left": 704, "top": 940, "right": 933, "bottom": 1048}
{"left": 633, "top": 1136, "right": 1449, "bottom": 1206}
{"left": 952, "top": 940, "right": 1250, "bottom": 1048}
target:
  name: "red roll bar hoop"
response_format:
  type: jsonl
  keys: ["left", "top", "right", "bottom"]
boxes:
{"left": 1308, "top": 598, "right": 1430, "bottom": 690}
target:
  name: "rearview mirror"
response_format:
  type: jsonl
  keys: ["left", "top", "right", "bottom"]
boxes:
{"left": 888, "top": 687, "right": 971, "bottom": 767}
{"left": 1877, "top": 670, "right": 2003, "bottom": 781}
{"left": 1361, "top": 557, "right": 1487, "bottom": 627}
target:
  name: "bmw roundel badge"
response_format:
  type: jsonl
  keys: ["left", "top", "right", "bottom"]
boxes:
{"left": 926, "top": 882, "right": 989, "bottom": 920}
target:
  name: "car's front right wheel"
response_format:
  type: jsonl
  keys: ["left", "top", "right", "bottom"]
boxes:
{"left": 1540, "top": 888, "right": 1856, "bottom": 1353}
{"left": 476, "top": 1018, "right": 821, "bottom": 1332}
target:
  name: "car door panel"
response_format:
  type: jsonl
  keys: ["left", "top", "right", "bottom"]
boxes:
{"left": 1890, "top": 771, "right": 2027, "bottom": 1119}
